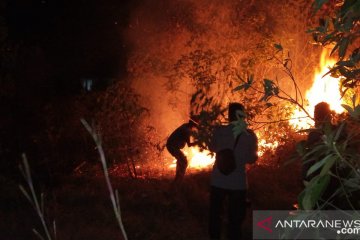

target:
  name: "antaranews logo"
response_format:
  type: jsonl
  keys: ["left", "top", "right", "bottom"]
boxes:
{"left": 253, "top": 210, "right": 360, "bottom": 240}
{"left": 256, "top": 216, "right": 273, "bottom": 233}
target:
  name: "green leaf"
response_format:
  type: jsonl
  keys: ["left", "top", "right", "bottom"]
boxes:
{"left": 334, "top": 122, "right": 346, "bottom": 141}
{"left": 233, "top": 85, "right": 244, "bottom": 92}
{"left": 352, "top": 106, "right": 360, "bottom": 118}
{"left": 297, "top": 190, "right": 306, "bottom": 210}
{"left": 343, "top": 178, "right": 360, "bottom": 191}
{"left": 339, "top": 38, "right": 349, "bottom": 58}
{"left": 313, "top": 174, "right": 330, "bottom": 202}
{"left": 236, "top": 109, "right": 247, "bottom": 118}
{"left": 233, "top": 81, "right": 252, "bottom": 91}
{"left": 231, "top": 119, "right": 248, "bottom": 137}
{"left": 303, "top": 144, "right": 327, "bottom": 160}
{"left": 320, "top": 156, "right": 336, "bottom": 176}
{"left": 337, "top": 60, "right": 355, "bottom": 67}
{"left": 330, "top": 42, "right": 340, "bottom": 56}
{"left": 342, "top": 104, "right": 354, "bottom": 114}
{"left": 302, "top": 191, "right": 313, "bottom": 210}
{"left": 264, "top": 79, "right": 273, "bottom": 86}
{"left": 261, "top": 79, "right": 279, "bottom": 102}
{"left": 306, "top": 155, "right": 329, "bottom": 177}
{"left": 302, "top": 174, "right": 330, "bottom": 210}
{"left": 352, "top": 94, "right": 359, "bottom": 108}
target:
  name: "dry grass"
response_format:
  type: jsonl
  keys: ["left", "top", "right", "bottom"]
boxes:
{"left": 0, "top": 142, "right": 302, "bottom": 240}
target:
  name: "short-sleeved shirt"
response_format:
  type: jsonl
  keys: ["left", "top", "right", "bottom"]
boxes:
{"left": 209, "top": 124, "right": 258, "bottom": 190}
{"left": 166, "top": 123, "right": 191, "bottom": 149}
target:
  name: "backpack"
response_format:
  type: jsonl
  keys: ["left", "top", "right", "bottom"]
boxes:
{"left": 215, "top": 135, "right": 240, "bottom": 175}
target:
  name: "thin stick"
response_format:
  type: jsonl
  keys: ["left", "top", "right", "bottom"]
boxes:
{"left": 81, "top": 119, "right": 128, "bottom": 240}
{"left": 19, "top": 154, "right": 53, "bottom": 240}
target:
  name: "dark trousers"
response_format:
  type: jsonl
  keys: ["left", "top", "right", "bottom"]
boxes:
{"left": 209, "top": 186, "right": 247, "bottom": 240}
{"left": 167, "top": 146, "right": 188, "bottom": 183}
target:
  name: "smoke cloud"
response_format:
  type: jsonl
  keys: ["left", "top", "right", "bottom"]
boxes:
{"left": 124, "top": 0, "right": 320, "bottom": 144}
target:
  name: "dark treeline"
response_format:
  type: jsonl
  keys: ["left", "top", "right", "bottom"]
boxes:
{"left": 0, "top": 0, "right": 142, "bottom": 182}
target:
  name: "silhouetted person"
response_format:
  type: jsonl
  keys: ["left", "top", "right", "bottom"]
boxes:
{"left": 308, "top": 102, "right": 333, "bottom": 144}
{"left": 303, "top": 102, "right": 333, "bottom": 181}
{"left": 166, "top": 119, "right": 197, "bottom": 184}
{"left": 297, "top": 101, "right": 360, "bottom": 210}
{"left": 208, "top": 103, "right": 258, "bottom": 240}
{"left": 302, "top": 102, "right": 353, "bottom": 208}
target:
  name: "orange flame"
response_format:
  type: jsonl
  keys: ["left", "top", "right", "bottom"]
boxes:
{"left": 169, "top": 146, "right": 215, "bottom": 169}
{"left": 290, "top": 49, "right": 344, "bottom": 129}
{"left": 257, "top": 131, "right": 279, "bottom": 157}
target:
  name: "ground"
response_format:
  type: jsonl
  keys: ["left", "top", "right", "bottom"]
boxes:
{"left": 0, "top": 152, "right": 302, "bottom": 240}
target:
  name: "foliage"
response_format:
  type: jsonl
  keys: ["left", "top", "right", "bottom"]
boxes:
{"left": 169, "top": 43, "right": 299, "bottom": 151}
{"left": 94, "top": 81, "right": 149, "bottom": 178}
{"left": 309, "top": 0, "right": 360, "bottom": 92}
{"left": 171, "top": 49, "right": 218, "bottom": 89}
{"left": 234, "top": 45, "right": 313, "bottom": 120}
{"left": 17, "top": 77, "right": 153, "bottom": 182}
{"left": 231, "top": 47, "right": 311, "bottom": 156}
{"left": 189, "top": 89, "right": 226, "bottom": 151}
{"left": 125, "top": 0, "right": 318, "bottom": 157}
{"left": 283, "top": 0, "right": 360, "bottom": 212}
{"left": 230, "top": 0, "right": 360, "bottom": 212}
{"left": 188, "top": 51, "right": 305, "bottom": 155}
{"left": 292, "top": 0, "right": 360, "bottom": 211}
{"left": 296, "top": 100, "right": 360, "bottom": 210}
{"left": 342, "top": 94, "right": 360, "bottom": 118}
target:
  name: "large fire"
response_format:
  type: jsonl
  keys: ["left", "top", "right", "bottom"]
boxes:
{"left": 169, "top": 146, "right": 215, "bottom": 169}
{"left": 290, "top": 49, "right": 344, "bottom": 129}
{"left": 170, "top": 49, "right": 344, "bottom": 170}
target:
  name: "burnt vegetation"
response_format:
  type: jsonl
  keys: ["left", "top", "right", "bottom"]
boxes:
{"left": 0, "top": 0, "right": 359, "bottom": 239}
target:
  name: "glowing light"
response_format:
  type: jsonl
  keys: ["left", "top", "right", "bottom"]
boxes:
{"left": 257, "top": 131, "right": 279, "bottom": 157}
{"left": 290, "top": 49, "right": 344, "bottom": 129}
{"left": 188, "top": 147, "right": 215, "bottom": 169}
{"left": 169, "top": 146, "right": 215, "bottom": 169}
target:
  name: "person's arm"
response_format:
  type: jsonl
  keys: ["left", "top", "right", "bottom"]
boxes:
{"left": 184, "top": 125, "right": 195, "bottom": 147}
{"left": 186, "top": 134, "right": 199, "bottom": 147}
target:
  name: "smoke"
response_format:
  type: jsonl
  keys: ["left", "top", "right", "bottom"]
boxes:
{"left": 124, "top": 0, "right": 319, "bottom": 143}
{"left": 125, "top": 0, "right": 201, "bottom": 136}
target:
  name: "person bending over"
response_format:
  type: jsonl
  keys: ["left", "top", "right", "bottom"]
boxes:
{"left": 166, "top": 119, "right": 197, "bottom": 184}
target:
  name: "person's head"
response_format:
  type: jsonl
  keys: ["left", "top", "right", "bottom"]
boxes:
{"left": 314, "top": 102, "right": 332, "bottom": 127}
{"left": 228, "top": 102, "right": 245, "bottom": 122}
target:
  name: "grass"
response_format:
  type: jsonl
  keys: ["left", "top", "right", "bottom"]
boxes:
{"left": 81, "top": 119, "right": 128, "bottom": 240}
{"left": 19, "top": 154, "right": 56, "bottom": 240}
{"left": 0, "top": 141, "right": 302, "bottom": 240}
